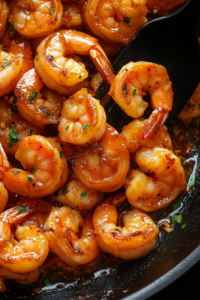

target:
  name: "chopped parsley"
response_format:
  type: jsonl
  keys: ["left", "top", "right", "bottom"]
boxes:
{"left": 32, "top": 166, "right": 36, "bottom": 173}
{"left": 196, "top": 119, "right": 200, "bottom": 126}
{"left": 8, "top": 128, "right": 19, "bottom": 148}
{"left": 50, "top": 7, "right": 55, "bottom": 15}
{"left": 82, "top": 124, "right": 89, "bottom": 131}
{"left": 66, "top": 125, "right": 69, "bottom": 131}
{"left": 198, "top": 103, "right": 200, "bottom": 109}
{"left": 63, "top": 186, "right": 69, "bottom": 195}
{"left": 86, "top": 143, "right": 91, "bottom": 147}
{"left": 29, "top": 91, "right": 38, "bottom": 104}
{"left": 123, "top": 17, "right": 131, "bottom": 24}
{"left": 79, "top": 75, "right": 82, "bottom": 79}
{"left": 67, "top": 160, "right": 71, "bottom": 166}
{"left": 12, "top": 170, "right": 20, "bottom": 175}
{"left": 2, "top": 59, "right": 8, "bottom": 68}
{"left": 42, "top": 109, "right": 52, "bottom": 117}
{"left": 186, "top": 174, "right": 195, "bottom": 187}
{"left": 153, "top": 9, "right": 158, "bottom": 15}
{"left": 172, "top": 197, "right": 183, "bottom": 210}
{"left": 18, "top": 206, "right": 25, "bottom": 214}
{"left": 44, "top": 278, "right": 51, "bottom": 285}
{"left": 11, "top": 108, "right": 18, "bottom": 115}
{"left": 81, "top": 191, "right": 87, "bottom": 198}
{"left": 172, "top": 127, "right": 177, "bottom": 133}
{"left": 182, "top": 224, "right": 186, "bottom": 229}
{"left": 30, "top": 128, "right": 33, "bottom": 136}
{"left": 123, "top": 82, "right": 127, "bottom": 90}
{"left": 60, "top": 144, "right": 63, "bottom": 147}
{"left": 12, "top": 97, "right": 17, "bottom": 104}
{"left": 59, "top": 151, "right": 64, "bottom": 158}
{"left": 28, "top": 177, "right": 33, "bottom": 183}
{"left": 171, "top": 214, "right": 182, "bottom": 224}
{"left": 8, "top": 21, "right": 16, "bottom": 34}
{"left": 133, "top": 88, "right": 137, "bottom": 96}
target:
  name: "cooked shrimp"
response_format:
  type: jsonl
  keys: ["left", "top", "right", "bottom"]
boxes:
{"left": 61, "top": 3, "right": 82, "bottom": 29}
{"left": 15, "top": 68, "right": 63, "bottom": 127}
{"left": 109, "top": 62, "right": 173, "bottom": 139}
{"left": 8, "top": 0, "right": 63, "bottom": 38}
{"left": 0, "top": 0, "right": 9, "bottom": 39}
{"left": 71, "top": 124, "right": 130, "bottom": 192}
{"left": 93, "top": 200, "right": 159, "bottom": 260}
{"left": 178, "top": 83, "right": 200, "bottom": 122}
{"left": 82, "top": 0, "right": 148, "bottom": 45}
{"left": 0, "top": 202, "right": 49, "bottom": 273}
{"left": 125, "top": 147, "right": 186, "bottom": 211}
{"left": 44, "top": 206, "right": 100, "bottom": 266}
{"left": 90, "top": 72, "right": 103, "bottom": 92}
{"left": 0, "top": 182, "right": 8, "bottom": 213}
{"left": 98, "top": 38, "right": 122, "bottom": 57}
{"left": 0, "top": 98, "right": 43, "bottom": 155}
{"left": 58, "top": 88, "right": 106, "bottom": 145}
{"left": 3, "top": 135, "right": 64, "bottom": 197}
{"left": 52, "top": 179, "right": 104, "bottom": 210}
{"left": 34, "top": 30, "right": 115, "bottom": 95}
{"left": 146, "top": 0, "right": 186, "bottom": 15}
{"left": 121, "top": 118, "right": 172, "bottom": 153}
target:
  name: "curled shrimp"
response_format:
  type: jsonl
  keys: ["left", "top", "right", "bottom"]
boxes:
{"left": 0, "top": 0, "right": 9, "bottom": 39}
{"left": 61, "top": 2, "right": 82, "bottom": 29}
{"left": 8, "top": 0, "right": 63, "bottom": 38}
{"left": 125, "top": 147, "right": 186, "bottom": 211}
{"left": 121, "top": 118, "right": 172, "bottom": 153}
{"left": 178, "top": 83, "right": 200, "bottom": 122}
{"left": 93, "top": 198, "right": 159, "bottom": 260}
{"left": 44, "top": 206, "right": 100, "bottom": 266}
{"left": 82, "top": 0, "right": 148, "bottom": 45}
{"left": 0, "top": 202, "right": 49, "bottom": 273}
{"left": 109, "top": 62, "right": 173, "bottom": 139}
{"left": 34, "top": 30, "right": 115, "bottom": 94}
{"left": 15, "top": 68, "right": 63, "bottom": 127}
{"left": 0, "top": 98, "right": 43, "bottom": 155}
{"left": 3, "top": 135, "right": 64, "bottom": 197}
{"left": 58, "top": 88, "right": 106, "bottom": 145}
{"left": 71, "top": 124, "right": 130, "bottom": 192}
{"left": 52, "top": 179, "right": 104, "bottom": 210}
{"left": 146, "top": 0, "right": 186, "bottom": 15}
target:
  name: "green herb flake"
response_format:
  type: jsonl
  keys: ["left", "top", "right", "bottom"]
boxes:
{"left": 172, "top": 127, "right": 177, "bottom": 133}
{"left": 11, "top": 108, "right": 18, "bottom": 115}
{"left": 153, "top": 9, "right": 158, "bottom": 15}
{"left": 30, "top": 128, "right": 33, "bottom": 136}
{"left": 123, "top": 82, "right": 127, "bottom": 90}
{"left": 123, "top": 17, "right": 131, "bottom": 24}
{"left": 86, "top": 143, "right": 91, "bottom": 147}
{"left": 198, "top": 103, "right": 200, "bottom": 109}
{"left": 79, "top": 75, "right": 82, "bottom": 79}
{"left": 18, "top": 206, "right": 25, "bottom": 214}
{"left": 29, "top": 91, "right": 38, "bottom": 104}
{"left": 66, "top": 125, "right": 69, "bottom": 131}
{"left": 8, "top": 128, "right": 19, "bottom": 148}
{"left": 2, "top": 62, "right": 8, "bottom": 68}
{"left": 196, "top": 118, "right": 200, "bottom": 126}
{"left": 182, "top": 224, "right": 186, "bottom": 229}
{"left": 186, "top": 174, "right": 195, "bottom": 187}
{"left": 82, "top": 124, "right": 89, "bottom": 131}
{"left": 12, "top": 170, "right": 20, "bottom": 175}
{"left": 59, "top": 151, "right": 64, "bottom": 158}
{"left": 63, "top": 187, "right": 69, "bottom": 195}
{"left": 44, "top": 278, "right": 51, "bottom": 286}
{"left": 133, "top": 88, "right": 137, "bottom": 95}
{"left": 50, "top": 7, "right": 55, "bottom": 15}
{"left": 13, "top": 97, "right": 17, "bottom": 104}
{"left": 8, "top": 21, "right": 16, "bottom": 34}
{"left": 32, "top": 166, "right": 36, "bottom": 173}
{"left": 81, "top": 191, "right": 87, "bottom": 198}
{"left": 60, "top": 144, "right": 63, "bottom": 147}
{"left": 42, "top": 109, "right": 51, "bottom": 118}
{"left": 171, "top": 214, "right": 182, "bottom": 224}
{"left": 67, "top": 160, "right": 71, "bottom": 166}
{"left": 172, "top": 197, "right": 183, "bottom": 210}
{"left": 28, "top": 177, "right": 33, "bottom": 183}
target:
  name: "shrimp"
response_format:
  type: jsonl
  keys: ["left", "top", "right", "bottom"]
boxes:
{"left": 8, "top": 0, "right": 63, "bottom": 38}
{"left": 34, "top": 30, "right": 115, "bottom": 95}
{"left": 121, "top": 118, "right": 172, "bottom": 153}
{"left": 0, "top": 0, "right": 9, "bottom": 39}
{"left": 58, "top": 88, "right": 106, "bottom": 145}
{"left": 0, "top": 182, "right": 8, "bottom": 214}
{"left": 61, "top": 2, "right": 82, "bottom": 29}
{"left": 71, "top": 124, "right": 130, "bottom": 192}
{"left": 109, "top": 62, "right": 173, "bottom": 139}
{"left": 125, "top": 147, "right": 186, "bottom": 211}
{"left": 93, "top": 198, "right": 159, "bottom": 260}
{"left": 15, "top": 68, "right": 63, "bottom": 127}
{"left": 0, "top": 202, "right": 49, "bottom": 273}
{"left": 90, "top": 72, "right": 103, "bottom": 92}
{"left": 82, "top": 0, "right": 148, "bottom": 45}
{"left": 146, "top": 0, "right": 186, "bottom": 15}
{"left": 52, "top": 179, "right": 104, "bottom": 210}
{"left": 178, "top": 83, "right": 200, "bottom": 122}
{"left": 3, "top": 135, "right": 64, "bottom": 197}
{"left": 43, "top": 206, "right": 100, "bottom": 266}
{"left": 0, "top": 98, "right": 43, "bottom": 155}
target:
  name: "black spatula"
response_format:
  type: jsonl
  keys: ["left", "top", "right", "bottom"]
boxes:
{"left": 96, "top": 0, "right": 200, "bottom": 129}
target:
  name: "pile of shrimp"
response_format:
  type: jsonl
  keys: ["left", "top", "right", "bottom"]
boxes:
{"left": 0, "top": 0, "right": 194, "bottom": 293}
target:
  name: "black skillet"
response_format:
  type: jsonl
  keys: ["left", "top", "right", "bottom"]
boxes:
{"left": 2, "top": 0, "right": 200, "bottom": 299}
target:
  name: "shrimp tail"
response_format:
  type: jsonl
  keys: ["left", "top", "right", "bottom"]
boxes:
{"left": 142, "top": 108, "right": 169, "bottom": 140}
{"left": 90, "top": 44, "right": 115, "bottom": 85}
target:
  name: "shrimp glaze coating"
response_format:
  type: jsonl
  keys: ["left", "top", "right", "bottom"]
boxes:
{"left": 0, "top": 202, "right": 49, "bottom": 273}
{"left": 8, "top": 0, "right": 63, "bottom": 38}
{"left": 0, "top": 0, "right": 9, "bottom": 39}
{"left": 58, "top": 88, "right": 106, "bottom": 145}
{"left": 3, "top": 135, "right": 64, "bottom": 197}
{"left": 93, "top": 200, "right": 159, "bottom": 260}
{"left": 61, "top": 2, "right": 82, "bottom": 29}
{"left": 34, "top": 30, "right": 115, "bottom": 94}
{"left": 109, "top": 62, "right": 173, "bottom": 139}
{"left": 71, "top": 124, "right": 130, "bottom": 192}
{"left": 146, "top": 0, "right": 186, "bottom": 14}
{"left": 82, "top": 0, "right": 148, "bottom": 45}
{"left": 44, "top": 206, "right": 100, "bottom": 266}
{"left": 125, "top": 147, "right": 186, "bottom": 211}
{"left": 15, "top": 68, "right": 63, "bottom": 127}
